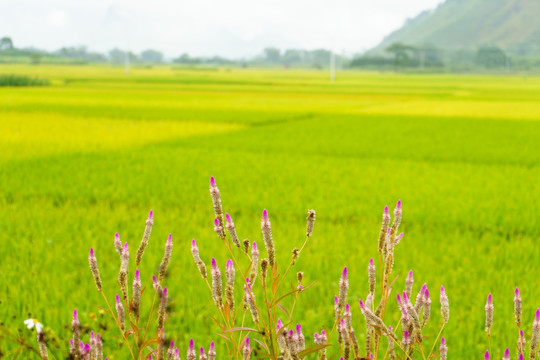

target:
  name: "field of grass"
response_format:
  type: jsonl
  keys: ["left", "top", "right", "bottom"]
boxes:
{"left": 0, "top": 64, "right": 539, "bottom": 359}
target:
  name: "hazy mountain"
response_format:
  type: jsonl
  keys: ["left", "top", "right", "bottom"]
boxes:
{"left": 369, "top": 0, "right": 540, "bottom": 55}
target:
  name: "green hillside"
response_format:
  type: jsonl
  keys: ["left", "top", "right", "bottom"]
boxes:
{"left": 369, "top": 0, "right": 540, "bottom": 55}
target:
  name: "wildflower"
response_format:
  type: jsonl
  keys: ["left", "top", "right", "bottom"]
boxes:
{"left": 261, "top": 258, "right": 268, "bottom": 283}
{"left": 359, "top": 298, "right": 395, "bottom": 340}
{"left": 24, "top": 318, "right": 44, "bottom": 332}
{"left": 187, "top": 339, "right": 196, "bottom": 360}
{"left": 71, "top": 309, "right": 81, "bottom": 359}
{"left": 208, "top": 341, "right": 216, "bottom": 360}
{"left": 214, "top": 218, "right": 225, "bottom": 240}
{"left": 503, "top": 348, "right": 510, "bottom": 360}
{"left": 211, "top": 258, "right": 223, "bottom": 308}
{"left": 174, "top": 348, "right": 180, "bottom": 360}
{"left": 485, "top": 293, "right": 494, "bottom": 333}
{"left": 209, "top": 176, "right": 224, "bottom": 228}
{"left": 337, "top": 267, "right": 348, "bottom": 320}
{"left": 440, "top": 337, "right": 447, "bottom": 360}
{"left": 90, "top": 331, "right": 97, "bottom": 359}
{"left": 157, "top": 288, "right": 168, "bottom": 329}
{"left": 296, "top": 324, "right": 305, "bottom": 353}
{"left": 484, "top": 350, "right": 490, "bottom": 360}
{"left": 261, "top": 209, "right": 275, "bottom": 267}
{"left": 405, "top": 270, "right": 413, "bottom": 299}
{"left": 422, "top": 287, "right": 431, "bottom": 328}
{"left": 368, "top": 258, "right": 376, "bottom": 295}
{"left": 115, "top": 295, "right": 125, "bottom": 331}
{"left": 88, "top": 248, "right": 102, "bottom": 291}
{"left": 339, "top": 319, "right": 350, "bottom": 360}
{"left": 402, "top": 292, "right": 421, "bottom": 342}
{"left": 334, "top": 295, "right": 339, "bottom": 320}
{"left": 96, "top": 333, "right": 103, "bottom": 360}
{"left": 157, "top": 234, "right": 173, "bottom": 281}
{"left": 153, "top": 274, "right": 162, "bottom": 293}
{"left": 343, "top": 304, "right": 359, "bottom": 357}
{"left": 136, "top": 210, "right": 154, "bottom": 266}
{"left": 314, "top": 329, "right": 328, "bottom": 360}
{"left": 114, "top": 232, "right": 122, "bottom": 255}
{"left": 440, "top": 285, "right": 449, "bottom": 323}
{"left": 529, "top": 308, "right": 540, "bottom": 359}
{"left": 515, "top": 287, "right": 522, "bottom": 328}
{"left": 243, "top": 337, "right": 251, "bottom": 360}
{"left": 200, "top": 347, "right": 207, "bottom": 360}
{"left": 244, "top": 278, "right": 259, "bottom": 325}
{"left": 250, "top": 242, "right": 259, "bottom": 282}
{"left": 225, "top": 213, "right": 241, "bottom": 248}
{"left": 37, "top": 329, "right": 49, "bottom": 360}
{"left": 414, "top": 282, "right": 426, "bottom": 313}
{"left": 132, "top": 268, "right": 142, "bottom": 322}
{"left": 378, "top": 205, "right": 391, "bottom": 254}
{"left": 402, "top": 330, "right": 411, "bottom": 352}
{"left": 191, "top": 239, "right": 207, "bottom": 279}
{"left": 391, "top": 200, "right": 402, "bottom": 234}
{"left": 365, "top": 292, "right": 374, "bottom": 308}
{"left": 118, "top": 242, "right": 129, "bottom": 302}
{"left": 519, "top": 329, "right": 526, "bottom": 355}
{"left": 306, "top": 209, "right": 316, "bottom": 237}
{"left": 167, "top": 341, "right": 175, "bottom": 360}
{"left": 276, "top": 319, "right": 284, "bottom": 333}
{"left": 225, "top": 259, "right": 235, "bottom": 311}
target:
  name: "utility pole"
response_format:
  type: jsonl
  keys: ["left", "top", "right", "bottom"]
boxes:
{"left": 125, "top": 50, "right": 130, "bottom": 75}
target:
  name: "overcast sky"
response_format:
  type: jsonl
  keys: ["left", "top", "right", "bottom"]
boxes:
{"left": 0, "top": 0, "right": 443, "bottom": 58}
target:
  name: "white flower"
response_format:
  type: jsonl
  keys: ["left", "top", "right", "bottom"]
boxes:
{"left": 24, "top": 318, "right": 43, "bottom": 332}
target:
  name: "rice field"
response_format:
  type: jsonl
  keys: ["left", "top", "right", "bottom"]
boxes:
{"left": 1, "top": 64, "right": 539, "bottom": 359}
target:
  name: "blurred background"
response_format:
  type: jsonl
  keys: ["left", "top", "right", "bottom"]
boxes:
{"left": 1, "top": 0, "right": 540, "bottom": 359}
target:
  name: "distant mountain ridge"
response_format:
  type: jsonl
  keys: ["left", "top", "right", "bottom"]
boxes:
{"left": 369, "top": 0, "right": 540, "bottom": 55}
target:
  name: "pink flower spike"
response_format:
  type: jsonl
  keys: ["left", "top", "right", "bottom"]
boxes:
{"left": 321, "top": 329, "right": 326, "bottom": 335}
{"left": 225, "top": 213, "right": 232, "bottom": 223}
{"left": 175, "top": 348, "right": 179, "bottom": 356}
{"left": 407, "top": 270, "right": 413, "bottom": 281}
{"left": 189, "top": 339, "right": 194, "bottom": 351}
{"left": 441, "top": 285, "right": 446, "bottom": 294}
{"left": 73, "top": 309, "right": 78, "bottom": 322}
{"left": 314, "top": 333, "right": 319, "bottom": 339}
{"left": 226, "top": 259, "right": 233, "bottom": 271}
{"left": 296, "top": 324, "right": 302, "bottom": 335}
{"left": 515, "top": 287, "right": 520, "bottom": 298}
{"left": 369, "top": 258, "right": 374, "bottom": 266}
{"left": 253, "top": 242, "right": 257, "bottom": 251}
{"left": 262, "top": 209, "right": 269, "bottom": 222}
{"left": 214, "top": 218, "right": 220, "bottom": 227}
{"left": 211, "top": 258, "right": 217, "bottom": 269}
{"left": 484, "top": 350, "right": 490, "bottom": 360}
{"left": 276, "top": 318, "right": 283, "bottom": 331}
{"left": 245, "top": 337, "right": 250, "bottom": 348}
{"left": 200, "top": 348, "right": 205, "bottom": 356}
{"left": 519, "top": 354, "right": 524, "bottom": 360}
{"left": 89, "top": 248, "right": 95, "bottom": 257}
{"left": 148, "top": 356, "right": 152, "bottom": 360}
{"left": 123, "top": 242, "right": 128, "bottom": 251}
{"left": 210, "top": 341, "right": 215, "bottom": 352}
{"left": 387, "top": 227, "right": 391, "bottom": 235}
{"left": 135, "top": 268, "right": 140, "bottom": 281}
{"left": 535, "top": 308, "right": 540, "bottom": 322}
{"left": 148, "top": 210, "right": 153, "bottom": 219}
{"left": 396, "top": 200, "right": 402, "bottom": 209}
{"left": 384, "top": 205, "right": 389, "bottom": 215}
{"left": 210, "top": 176, "right": 216, "bottom": 188}
{"left": 152, "top": 274, "right": 158, "bottom": 284}
{"left": 487, "top": 293, "right": 493, "bottom": 306}
{"left": 334, "top": 296, "right": 339, "bottom": 305}
{"left": 388, "top": 326, "right": 392, "bottom": 331}
{"left": 402, "top": 292, "right": 409, "bottom": 303}
{"left": 345, "top": 304, "right": 350, "bottom": 312}
{"left": 503, "top": 348, "right": 510, "bottom": 360}
{"left": 441, "top": 337, "right": 445, "bottom": 345}
{"left": 170, "top": 340, "right": 175, "bottom": 348}
{"left": 424, "top": 288, "right": 430, "bottom": 299}
{"left": 191, "top": 239, "right": 197, "bottom": 248}
{"left": 115, "top": 294, "right": 121, "bottom": 304}
{"left": 167, "top": 234, "right": 172, "bottom": 243}
{"left": 397, "top": 293, "right": 402, "bottom": 305}
{"left": 162, "top": 288, "right": 168, "bottom": 297}
{"left": 115, "top": 232, "right": 120, "bottom": 239}
{"left": 396, "top": 233, "right": 404, "bottom": 241}
{"left": 342, "top": 266, "right": 348, "bottom": 280}
{"left": 358, "top": 298, "right": 365, "bottom": 309}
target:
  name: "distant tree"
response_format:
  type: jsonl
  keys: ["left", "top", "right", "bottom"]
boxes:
{"left": 140, "top": 49, "right": 164, "bottom": 63}
{"left": 386, "top": 42, "right": 416, "bottom": 68}
{"left": 282, "top": 49, "right": 303, "bottom": 65}
{"left": 307, "top": 49, "right": 332, "bottom": 67}
{"left": 475, "top": 45, "right": 507, "bottom": 68}
{"left": 263, "top": 47, "right": 281, "bottom": 63}
{"left": 108, "top": 48, "right": 139, "bottom": 64}
{"left": 0, "top": 37, "right": 13, "bottom": 50}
